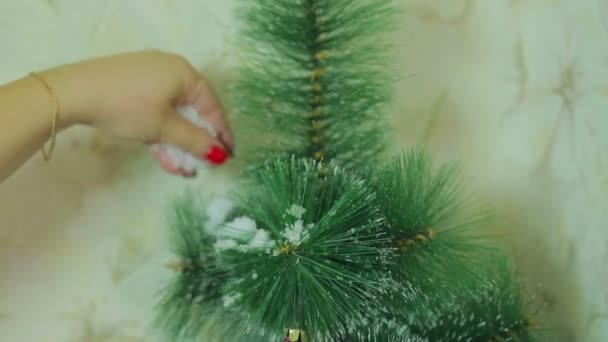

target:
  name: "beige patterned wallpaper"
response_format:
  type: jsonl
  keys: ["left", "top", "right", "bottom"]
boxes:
{"left": 1, "top": 0, "right": 607, "bottom": 341}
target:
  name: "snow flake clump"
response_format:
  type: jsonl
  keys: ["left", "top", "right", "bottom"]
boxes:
{"left": 281, "top": 204, "right": 314, "bottom": 246}
{"left": 209, "top": 209, "right": 276, "bottom": 253}
{"left": 219, "top": 216, "right": 258, "bottom": 239}
{"left": 222, "top": 292, "right": 242, "bottom": 308}
{"left": 150, "top": 105, "right": 219, "bottom": 174}
{"left": 207, "top": 202, "right": 317, "bottom": 253}
{"left": 283, "top": 220, "right": 306, "bottom": 245}
{"left": 248, "top": 228, "right": 275, "bottom": 249}
{"left": 205, "top": 197, "right": 234, "bottom": 231}
{"left": 214, "top": 239, "right": 238, "bottom": 252}
{"left": 287, "top": 204, "right": 306, "bottom": 219}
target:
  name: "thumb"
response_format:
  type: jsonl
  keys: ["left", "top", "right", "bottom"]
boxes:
{"left": 159, "top": 108, "right": 229, "bottom": 165}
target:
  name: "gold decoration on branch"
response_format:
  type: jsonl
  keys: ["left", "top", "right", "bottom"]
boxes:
{"left": 398, "top": 228, "right": 438, "bottom": 253}
{"left": 283, "top": 329, "right": 308, "bottom": 342}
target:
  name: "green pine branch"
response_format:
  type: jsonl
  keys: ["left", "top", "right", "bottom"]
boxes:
{"left": 340, "top": 258, "right": 541, "bottom": 342}
{"left": 339, "top": 320, "right": 424, "bottom": 342}
{"left": 155, "top": 193, "right": 233, "bottom": 340}
{"left": 157, "top": 1, "right": 546, "bottom": 341}
{"left": 219, "top": 158, "right": 393, "bottom": 339}
{"left": 374, "top": 148, "right": 492, "bottom": 319}
{"left": 409, "top": 257, "right": 542, "bottom": 342}
{"left": 234, "top": 0, "right": 395, "bottom": 170}
{"left": 155, "top": 193, "right": 276, "bottom": 341}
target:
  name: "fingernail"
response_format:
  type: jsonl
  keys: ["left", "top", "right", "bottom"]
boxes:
{"left": 182, "top": 170, "right": 198, "bottom": 178}
{"left": 204, "top": 145, "right": 228, "bottom": 165}
{"left": 218, "top": 133, "right": 234, "bottom": 157}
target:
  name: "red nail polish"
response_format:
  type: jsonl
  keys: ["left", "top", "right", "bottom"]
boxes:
{"left": 205, "top": 145, "right": 228, "bottom": 165}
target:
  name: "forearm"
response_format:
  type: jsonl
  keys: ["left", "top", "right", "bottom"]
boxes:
{"left": 0, "top": 69, "right": 84, "bottom": 182}
{"left": 0, "top": 76, "right": 56, "bottom": 181}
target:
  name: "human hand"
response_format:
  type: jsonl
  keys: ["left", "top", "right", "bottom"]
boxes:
{"left": 40, "top": 50, "right": 233, "bottom": 177}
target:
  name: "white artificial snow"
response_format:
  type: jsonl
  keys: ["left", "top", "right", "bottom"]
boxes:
{"left": 282, "top": 220, "right": 306, "bottom": 245}
{"left": 278, "top": 204, "right": 315, "bottom": 247}
{"left": 287, "top": 204, "right": 306, "bottom": 219}
{"left": 209, "top": 211, "right": 276, "bottom": 253}
{"left": 214, "top": 239, "right": 238, "bottom": 251}
{"left": 247, "top": 229, "right": 276, "bottom": 249}
{"left": 149, "top": 105, "right": 219, "bottom": 173}
{"left": 205, "top": 197, "right": 234, "bottom": 231}
{"left": 220, "top": 216, "right": 258, "bottom": 239}
{"left": 207, "top": 203, "right": 318, "bottom": 254}
{"left": 222, "top": 292, "right": 242, "bottom": 308}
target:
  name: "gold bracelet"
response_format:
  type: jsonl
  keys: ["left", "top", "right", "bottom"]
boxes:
{"left": 29, "top": 72, "right": 59, "bottom": 161}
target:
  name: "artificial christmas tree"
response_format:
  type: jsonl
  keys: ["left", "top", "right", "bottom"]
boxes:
{"left": 157, "top": 0, "right": 542, "bottom": 340}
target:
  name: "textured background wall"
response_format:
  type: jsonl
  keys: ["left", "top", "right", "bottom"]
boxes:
{"left": 1, "top": 0, "right": 607, "bottom": 341}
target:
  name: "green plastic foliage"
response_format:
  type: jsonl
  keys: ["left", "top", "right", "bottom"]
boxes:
{"left": 374, "top": 149, "right": 490, "bottom": 316}
{"left": 156, "top": 0, "right": 545, "bottom": 340}
{"left": 155, "top": 193, "right": 274, "bottom": 341}
{"left": 338, "top": 320, "right": 424, "bottom": 342}
{"left": 220, "top": 158, "right": 393, "bottom": 339}
{"left": 233, "top": 0, "right": 395, "bottom": 170}
{"left": 155, "top": 193, "right": 231, "bottom": 339}
{"left": 411, "top": 258, "right": 541, "bottom": 342}
{"left": 341, "top": 258, "right": 539, "bottom": 342}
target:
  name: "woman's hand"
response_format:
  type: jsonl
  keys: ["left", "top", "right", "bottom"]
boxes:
{"left": 41, "top": 50, "right": 233, "bottom": 176}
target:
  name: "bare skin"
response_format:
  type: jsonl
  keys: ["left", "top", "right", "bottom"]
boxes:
{"left": 0, "top": 50, "right": 233, "bottom": 182}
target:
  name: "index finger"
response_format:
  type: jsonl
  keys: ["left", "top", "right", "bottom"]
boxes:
{"left": 183, "top": 76, "right": 235, "bottom": 155}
